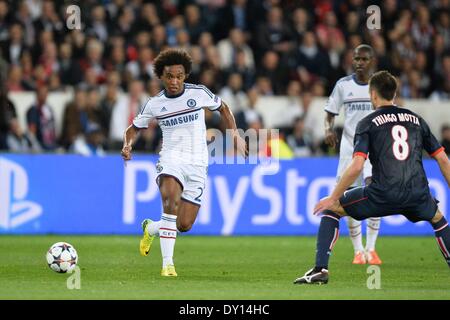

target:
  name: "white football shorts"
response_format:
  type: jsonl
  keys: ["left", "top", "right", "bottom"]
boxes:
{"left": 155, "top": 161, "right": 207, "bottom": 206}
{"left": 336, "top": 156, "right": 373, "bottom": 187}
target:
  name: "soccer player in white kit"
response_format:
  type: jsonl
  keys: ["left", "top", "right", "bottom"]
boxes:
{"left": 121, "top": 49, "right": 247, "bottom": 276}
{"left": 324, "top": 45, "right": 382, "bottom": 265}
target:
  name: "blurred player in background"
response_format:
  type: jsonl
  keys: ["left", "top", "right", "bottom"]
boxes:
{"left": 324, "top": 44, "right": 382, "bottom": 265}
{"left": 121, "top": 49, "right": 247, "bottom": 277}
{"left": 294, "top": 70, "right": 450, "bottom": 285}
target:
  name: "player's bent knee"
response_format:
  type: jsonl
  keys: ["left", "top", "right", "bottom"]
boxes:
{"left": 177, "top": 222, "right": 192, "bottom": 233}
{"left": 430, "top": 209, "right": 444, "bottom": 224}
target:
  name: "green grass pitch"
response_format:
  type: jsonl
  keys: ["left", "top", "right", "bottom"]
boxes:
{"left": 1, "top": 235, "right": 449, "bottom": 300}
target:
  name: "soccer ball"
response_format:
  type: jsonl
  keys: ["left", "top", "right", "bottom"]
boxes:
{"left": 46, "top": 242, "right": 78, "bottom": 273}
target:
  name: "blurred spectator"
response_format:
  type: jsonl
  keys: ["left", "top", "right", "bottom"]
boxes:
{"left": 276, "top": 80, "right": 304, "bottom": 127}
{"left": 184, "top": 4, "right": 207, "bottom": 44}
{"left": 147, "top": 78, "right": 162, "bottom": 97}
{"left": 215, "top": 0, "right": 252, "bottom": 41}
{"left": 290, "top": 31, "right": 330, "bottom": 86}
{"left": 70, "top": 122, "right": 105, "bottom": 156}
{"left": 26, "top": 84, "right": 57, "bottom": 150}
{"left": 315, "top": 11, "right": 344, "bottom": 51}
{"left": 150, "top": 24, "right": 167, "bottom": 54}
{"left": 290, "top": 7, "right": 312, "bottom": 40}
{"left": 225, "top": 47, "right": 255, "bottom": 90}
{"left": 0, "top": 0, "right": 13, "bottom": 42}
{"left": 256, "top": 50, "right": 288, "bottom": 94}
{"left": 79, "top": 39, "right": 106, "bottom": 84}
{"left": 60, "top": 86, "right": 88, "bottom": 149}
{"left": 429, "top": 54, "right": 450, "bottom": 101}
{"left": 254, "top": 76, "right": 274, "bottom": 96}
{"left": 6, "top": 65, "right": 25, "bottom": 92}
{"left": 435, "top": 11, "right": 450, "bottom": 49}
{"left": 0, "top": 83, "right": 17, "bottom": 150}
{"left": 370, "top": 34, "right": 393, "bottom": 72}
{"left": 58, "top": 42, "right": 82, "bottom": 86}
{"left": 87, "top": 5, "right": 109, "bottom": 43}
{"left": 440, "top": 124, "right": 450, "bottom": 156}
{"left": 6, "top": 118, "right": 41, "bottom": 153}
{"left": 126, "top": 47, "right": 155, "bottom": 83}
{"left": 217, "top": 28, "right": 254, "bottom": 70}
{"left": 255, "top": 6, "right": 294, "bottom": 59}
{"left": 136, "top": 3, "right": 162, "bottom": 33}
{"left": 234, "top": 87, "right": 264, "bottom": 131}
{"left": 166, "top": 15, "right": 185, "bottom": 47}
{"left": 99, "top": 78, "right": 120, "bottom": 138}
{"left": 1, "top": 22, "right": 28, "bottom": 65}
{"left": 219, "top": 72, "right": 248, "bottom": 113}
{"left": 33, "top": 0, "right": 64, "bottom": 42}
{"left": 286, "top": 116, "right": 314, "bottom": 157}
{"left": 16, "top": 0, "right": 36, "bottom": 47}
{"left": 411, "top": 4, "right": 434, "bottom": 51}
{"left": 109, "top": 79, "right": 146, "bottom": 149}
{"left": 20, "top": 50, "right": 35, "bottom": 90}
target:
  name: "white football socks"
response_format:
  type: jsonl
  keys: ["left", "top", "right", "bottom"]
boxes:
{"left": 347, "top": 216, "right": 364, "bottom": 253}
{"left": 159, "top": 213, "right": 177, "bottom": 267}
{"left": 366, "top": 217, "right": 381, "bottom": 251}
{"left": 147, "top": 220, "right": 161, "bottom": 236}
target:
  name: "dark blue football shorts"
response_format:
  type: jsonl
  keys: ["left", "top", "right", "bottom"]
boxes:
{"left": 339, "top": 186, "right": 439, "bottom": 223}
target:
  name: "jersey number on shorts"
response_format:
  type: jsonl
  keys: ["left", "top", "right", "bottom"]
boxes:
{"left": 391, "top": 125, "right": 409, "bottom": 161}
{"left": 194, "top": 187, "right": 203, "bottom": 202}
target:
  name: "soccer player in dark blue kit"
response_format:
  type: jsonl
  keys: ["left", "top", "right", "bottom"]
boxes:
{"left": 294, "top": 71, "right": 450, "bottom": 284}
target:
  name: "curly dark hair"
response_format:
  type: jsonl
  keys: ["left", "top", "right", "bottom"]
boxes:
{"left": 153, "top": 48, "right": 192, "bottom": 78}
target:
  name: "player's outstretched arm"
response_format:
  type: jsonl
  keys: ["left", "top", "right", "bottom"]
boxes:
{"left": 218, "top": 101, "right": 248, "bottom": 157}
{"left": 314, "top": 155, "right": 365, "bottom": 215}
{"left": 121, "top": 124, "right": 140, "bottom": 161}
{"left": 434, "top": 151, "right": 450, "bottom": 187}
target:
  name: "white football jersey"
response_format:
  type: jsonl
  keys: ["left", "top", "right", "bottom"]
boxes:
{"left": 133, "top": 83, "right": 222, "bottom": 166}
{"left": 324, "top": 74, "right": 373, "bottom": 158}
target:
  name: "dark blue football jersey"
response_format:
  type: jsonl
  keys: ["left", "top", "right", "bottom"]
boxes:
{"left": 353, "top": 105, "right": 444, "bottom": 205}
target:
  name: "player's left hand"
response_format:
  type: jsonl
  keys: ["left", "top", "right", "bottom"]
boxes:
{"left": 313, "top": 196, "right": 338, "bottom": 215}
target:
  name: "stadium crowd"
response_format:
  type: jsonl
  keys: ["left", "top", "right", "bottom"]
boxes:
{"left": 0, "top": 0, "right": 449, "bottom": 156}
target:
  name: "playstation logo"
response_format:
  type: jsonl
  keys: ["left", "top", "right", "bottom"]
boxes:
{"left": 0, "top": 158, "right": 42, "bottom": 229}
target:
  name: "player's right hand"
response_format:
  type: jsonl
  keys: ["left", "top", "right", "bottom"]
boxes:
{"left": 325, "top": 129, "right": 338, "bottom": 148}
{"left": 121, "top": 145, "right": 132, "bottom": 161}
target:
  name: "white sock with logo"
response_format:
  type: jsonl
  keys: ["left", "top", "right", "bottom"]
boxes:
{"left": 366, "top": 217, "right": 381, "bottom": 251}
{"left": 146, "top": 220, "right": 161, "bottom": 236}
{"left": 159, "top": 213, "right": 177, "bottom": 267}
{"left": 347, "top": 217, "right": 364, "bottom": 253}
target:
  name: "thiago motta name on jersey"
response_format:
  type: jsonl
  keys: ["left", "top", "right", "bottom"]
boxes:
{"left": 372, "top": 112, "right": 420, "bottom": 127}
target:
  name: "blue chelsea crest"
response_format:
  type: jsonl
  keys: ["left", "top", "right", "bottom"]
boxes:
{"left": 187, "top": 99, "right": 197, "bottom": 108}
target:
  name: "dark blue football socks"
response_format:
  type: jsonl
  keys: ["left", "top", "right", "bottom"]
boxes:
{"left": 432, "top": 217, "right": 450, "bottom": 267}
{"left": 315, "top": 210, "right": 341, "bottom": 270}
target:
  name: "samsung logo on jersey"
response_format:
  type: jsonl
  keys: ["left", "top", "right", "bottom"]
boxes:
{"left": 347, "top": 103, "right": 372, "bottom": 111}
{"left": 160, "top": 112, "right": 199, "bottom": 127}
